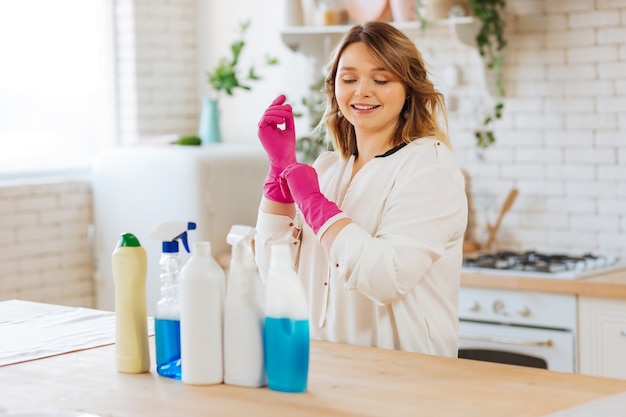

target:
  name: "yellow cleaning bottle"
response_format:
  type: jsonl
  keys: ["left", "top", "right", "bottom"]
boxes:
{"left": 112, "top": 232, "right": 150, "bottom": 373}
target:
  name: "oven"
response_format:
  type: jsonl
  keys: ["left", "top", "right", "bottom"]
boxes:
{"left": 458, "top": 287, "right": 576, "bottom": 372}
{"left": 458, "top": 251, "right": 626, "bottom": 373}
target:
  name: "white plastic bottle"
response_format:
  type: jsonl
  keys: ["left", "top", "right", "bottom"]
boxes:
{"left": 264, "top": 242, "right": 310, "bottom": 393}
{"left": 224, "top": 225, "right": 266, "bottom": 387}
{"left": 179, "top": 241, "right": 226, "bottom": 385}
{"left": 111, "top": 232, "right": 150, "bottom": 373}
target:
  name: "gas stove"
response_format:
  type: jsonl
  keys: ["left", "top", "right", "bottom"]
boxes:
{"left": 462, "top": 250, "right": 626, "bottom": 280}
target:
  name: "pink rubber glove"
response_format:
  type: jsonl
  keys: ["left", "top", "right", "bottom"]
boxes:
{"left": 257, "top": 94, "right": 297, "bottom": 203}
{"left": 279, "top": 163, "right": 343, "bottom": 235}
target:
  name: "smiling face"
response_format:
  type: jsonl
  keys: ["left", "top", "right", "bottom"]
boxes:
{"left": 334, "top": 41, "right": 407, "bottom": 145}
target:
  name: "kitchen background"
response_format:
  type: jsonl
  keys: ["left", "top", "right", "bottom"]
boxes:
{"left": 0, "top": 0, "right": 625, "bottom": 308}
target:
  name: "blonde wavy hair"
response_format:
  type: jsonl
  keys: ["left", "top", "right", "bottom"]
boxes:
{"left": 320, "top": 21, "right": 450, "bottom": 159}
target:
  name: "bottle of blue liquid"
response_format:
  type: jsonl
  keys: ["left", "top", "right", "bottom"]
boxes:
{"left": 263, "top": 243, "right": 309, "bottom": 393}
{"left": 150, "top": 221, "right": 196, "bottom": 380}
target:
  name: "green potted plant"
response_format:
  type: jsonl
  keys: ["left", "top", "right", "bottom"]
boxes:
{"left": 207, "top": 20, "right": 278, "bottom": 98}
{"left": 294, "top": 76, "right": 333, "bottom": 163}
{"left": 469, "top": 0, "right": 507, "bottom": 149}
{"left": 199, "top": 20, "right": 278, "bottom": 144}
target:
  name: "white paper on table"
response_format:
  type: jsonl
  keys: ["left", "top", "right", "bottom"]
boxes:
{"left": 0, "top": 307, "right": 154, "bottom": 367}
{"left": 541, "top": 391, "right": 626, "bottom": 417}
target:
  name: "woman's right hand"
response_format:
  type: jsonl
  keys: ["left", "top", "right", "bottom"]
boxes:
{"left": 258, "top": 94, "right": 297, "bottom": 203}
{"left": 258, "top": 94, "right": 297, "bottom": 171}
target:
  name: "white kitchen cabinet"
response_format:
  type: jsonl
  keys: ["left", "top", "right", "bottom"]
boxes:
{"left": 578, "top": 296, "right": 626, "bottom": 380}
{"left": 91, "top": 143, "right": 268, "bottom": 316}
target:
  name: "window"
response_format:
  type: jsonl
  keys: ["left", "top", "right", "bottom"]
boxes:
{"left": 0, "top": 0, "right": 114, "bottom": 178}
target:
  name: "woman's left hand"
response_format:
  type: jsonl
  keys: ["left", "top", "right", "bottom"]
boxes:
{"left": 280, "top": 163, "right": 342, "bottom": 234}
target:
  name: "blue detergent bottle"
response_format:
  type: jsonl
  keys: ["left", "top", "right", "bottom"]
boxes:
{"left": 263, "top": 242, "right": 309, "bottom": 393}
{"left": 150, "top": 221, "right": 196, "bottom": 380}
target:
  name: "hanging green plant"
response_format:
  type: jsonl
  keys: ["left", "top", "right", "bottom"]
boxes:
{"left": 469, "top": 0, "right": 507, "bottom": 149}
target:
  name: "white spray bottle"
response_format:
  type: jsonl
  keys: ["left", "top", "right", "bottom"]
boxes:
{"left": 149, "top": 221, "right": 196, "bottom": 380}
{"left": 223, "top": 225, "right": 266, "bottom": 387}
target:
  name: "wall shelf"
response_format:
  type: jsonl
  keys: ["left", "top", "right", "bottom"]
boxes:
{"left": 280, "top": 16, "right": 477, "bottom": 52}
{"left": 279, "top": 16, "right": 498, "bottom": 97}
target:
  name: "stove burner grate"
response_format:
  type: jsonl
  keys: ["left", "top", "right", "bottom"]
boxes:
{"left": 463, "top": 251, "right": 618, "bottom": 274}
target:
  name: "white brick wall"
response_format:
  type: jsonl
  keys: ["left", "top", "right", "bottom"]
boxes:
{"left": 0, "top": 179, "right": 94, "bottom": 307}
{"left": 115, "top": 0, "right": 199, "bottom": 144}
{"left": 445, "top": 0, "right": 626, "bottom": 258}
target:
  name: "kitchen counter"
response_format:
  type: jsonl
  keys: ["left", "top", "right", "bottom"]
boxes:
{"left": 461, "top": 268, "right": 626, "bottom": 299}
{"left": 2, "top": 300, "right": 626, "bottom": 416}
{"left": 217, "top": 252, "right": 626, "bottom": 300}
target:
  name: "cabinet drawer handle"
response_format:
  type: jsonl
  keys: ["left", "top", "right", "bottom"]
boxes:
{"left": 459, "top": 334, "right": 553, "bottom": 347}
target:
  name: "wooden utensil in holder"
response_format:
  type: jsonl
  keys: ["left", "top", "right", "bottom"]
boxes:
{"left": 484, "top": 188, "right": 518, "bottom": 252}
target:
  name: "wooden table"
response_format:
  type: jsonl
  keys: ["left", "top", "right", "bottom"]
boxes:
{"left": 2, "top": 300, "right": 626, "bottom": 417}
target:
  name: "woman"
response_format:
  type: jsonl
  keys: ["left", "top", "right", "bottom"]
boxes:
{"left": 254, "top": 21, "right": 468, "bottom": 357}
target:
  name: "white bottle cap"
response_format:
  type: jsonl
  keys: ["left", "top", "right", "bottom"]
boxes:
{"left": 194, "top": 241, "right": 212, "bottom": 257}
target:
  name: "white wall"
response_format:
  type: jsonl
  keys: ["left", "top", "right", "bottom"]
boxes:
{"left": 116, "top": 0, "right": 313, "bottom": 144}
{"left": 197, "top": 0, "right": 314, "bottom": 142}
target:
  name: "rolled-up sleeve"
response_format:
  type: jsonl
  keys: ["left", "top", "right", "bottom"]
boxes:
{"left": 328, "top": 162, "right": 467, "bottom": 306}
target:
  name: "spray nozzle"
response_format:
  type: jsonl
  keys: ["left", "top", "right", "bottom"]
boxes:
{"left": 150, "top": 221, "right": 197, "bottom": 253}
{"left": 227, "top": 225, "right": 255, "bottom": 246}
{"left": 227, "top": 225, "right": 256, "bottom": 267}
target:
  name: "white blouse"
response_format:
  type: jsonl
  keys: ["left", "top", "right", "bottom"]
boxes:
{"left": 255, "top": 137, "right": 468, "bottom": 357}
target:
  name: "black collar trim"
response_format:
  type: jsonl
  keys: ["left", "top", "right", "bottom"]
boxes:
{"left": 353, "top": 141, "right": 409, "bottom": 158}
{"left": 375, "top": 142, "right": 409, "bottom": 158}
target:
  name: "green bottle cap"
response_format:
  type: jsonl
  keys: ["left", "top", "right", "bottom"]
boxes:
{"left": 118, "top": 233, "right": 141, "bottom": 247}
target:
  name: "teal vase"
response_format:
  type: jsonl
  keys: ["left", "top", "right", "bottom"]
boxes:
{"left": 198, "top": 98, "right": 222, "bottom": 144}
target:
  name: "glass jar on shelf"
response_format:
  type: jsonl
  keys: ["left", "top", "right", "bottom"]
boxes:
{"left": 302, "top": 0, "right": 348, "bottom": 26}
